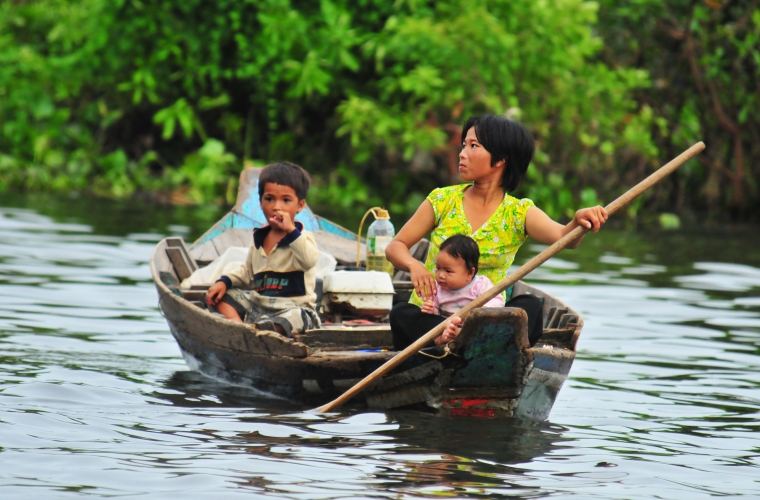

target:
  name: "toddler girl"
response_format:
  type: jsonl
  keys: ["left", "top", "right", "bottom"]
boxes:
{"left": 421, "top": 234, "right": 504, "bottom": 318}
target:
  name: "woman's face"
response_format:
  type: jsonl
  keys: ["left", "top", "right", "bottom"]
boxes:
{"left": 458, "top": 127, "right": 502, "bottom": 182}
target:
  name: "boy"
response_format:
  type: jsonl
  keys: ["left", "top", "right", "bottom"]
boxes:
{"left": 205, "top": 161, "right": 320, "bottom": 336}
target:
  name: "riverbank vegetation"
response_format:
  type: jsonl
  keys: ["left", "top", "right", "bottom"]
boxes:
{"left": 1, "top": 0, "right": 757, "bottom": 223}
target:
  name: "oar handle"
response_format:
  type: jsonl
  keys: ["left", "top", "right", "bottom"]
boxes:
{"left": 315, "top": 141, "right": 705, "bottom": 413}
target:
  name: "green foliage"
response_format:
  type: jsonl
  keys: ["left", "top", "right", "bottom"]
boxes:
{"left": 172, "top": 139, "right": 239, "bottom": 204}
{"left": 1, "top": 0, "right": 757, "bottom": 224}
{"left": 598, "top": 0, "right": 760, "bottom": 219}
{"left": 659, "top": 213, "right": 681, "bottom": 230}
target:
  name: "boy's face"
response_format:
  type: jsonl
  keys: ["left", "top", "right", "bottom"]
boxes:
{"left": 260, "top": 182, "right": 305, "bottom": 227}
{"left": 434, "top": 250, "right": 475, "bottom": 291}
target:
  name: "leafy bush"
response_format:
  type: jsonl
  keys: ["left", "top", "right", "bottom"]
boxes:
{"left": 1, "top": 0, "right": 755, "bottom": 222}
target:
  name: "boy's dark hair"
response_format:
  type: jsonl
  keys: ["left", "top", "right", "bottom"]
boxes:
{"left": 258, "top": 161, "right": 311, "bottom": 200}
{"left": 439, "top": 234, "right": 480, "bottom": 274}
{"left": 461, "top": 115, "right": 535, "bottom": 192}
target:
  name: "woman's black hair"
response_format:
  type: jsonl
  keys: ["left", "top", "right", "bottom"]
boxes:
{"left": 258, "top": 161, "right": 311, "bottom": 200}
{"left": 439, "top": 234, "right": 480, "bottom": 274}
{"left": 461, "top": 115, "right": 535, "bottom": 192}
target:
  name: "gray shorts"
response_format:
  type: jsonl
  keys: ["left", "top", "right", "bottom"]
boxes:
{"left": 221, "top": 289, "right": 320, "bottom": 336}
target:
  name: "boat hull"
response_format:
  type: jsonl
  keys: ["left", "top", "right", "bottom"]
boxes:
{"left": 150, "top": 167, "right": 583, "bottom": 418}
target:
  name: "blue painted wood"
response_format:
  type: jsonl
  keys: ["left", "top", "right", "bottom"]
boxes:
{"left": 513, "top": 379, "right": 559, "bottom": 420}
{"left": 532, "top": 348, "right": 574, "bottom": 375}
{"left": 200, "top": 168, "right": 360, "bottom": 245}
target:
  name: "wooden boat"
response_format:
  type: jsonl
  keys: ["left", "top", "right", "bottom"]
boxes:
{"left": 150, "top": 168, "right": 584, "bottom": 418}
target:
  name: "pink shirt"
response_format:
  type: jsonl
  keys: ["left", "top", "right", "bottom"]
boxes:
{"left": 432, "top": 275, "right": 505, "bottom": 316}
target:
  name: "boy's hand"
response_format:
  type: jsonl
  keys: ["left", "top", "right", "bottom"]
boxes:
{"left": 269, "top": 209, "right": 296, "bottom": 233}
{"left": 421, "top": 298, "right": 436, "bottom": 315}
{"left": 435, "top": 316, "right": 463, "bottom": 346}
{"left": 206, "top": 281, "right": 227, "bottom": 306}
{"left": 574, "top": 206, "right": 608, "bottom": 233}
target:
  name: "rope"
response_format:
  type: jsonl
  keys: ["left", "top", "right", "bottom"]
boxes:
{"left": 417, "top": 342, "right": 460, "bottom": 360}
{"left": 157, "top": 290, "right": 177, "bottom": 319}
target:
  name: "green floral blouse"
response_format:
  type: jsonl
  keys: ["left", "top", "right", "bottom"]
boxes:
{"left": 410, "top": 184, "right": 535, "bottom": 306}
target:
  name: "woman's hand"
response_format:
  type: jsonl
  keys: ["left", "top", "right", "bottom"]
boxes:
{"left": 574, "top": 206, "right": 608, "bottom": 233}
{"left": 205, "top": 281, "right": 227, "bottom": 306}
{"left": 410, "top": 260, "right": 437, "bottom": 301}
{"left": 435, "top": 316, "right": 463, "bottom": 346}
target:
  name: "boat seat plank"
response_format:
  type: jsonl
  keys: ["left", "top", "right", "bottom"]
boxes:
{"left": 166, "top": 248, "right": 192, "bottom": 281}
{"left": 181, "top": 290, "right": 207, "bottom": 302}
{"left": 544, "top": 306, "right": 557, "bottom": 328}
{"left": 547, "top": 307, "right": 568, "bottom": 329}
{"left": 293, "top": 325, "right": 393, "bottom": 351}
{"left": 165, "top": 237, "right": 198, "bottom": 281}
{"left": 558, "top": 313, "right": 576, "bottom": 329}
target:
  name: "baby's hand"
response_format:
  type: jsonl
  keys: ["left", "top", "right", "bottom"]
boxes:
{"left": 206, "top": 281, "right": 227, "bottom": 306}
{"left": 436, "top": 316, "right": 463, "bottom": 346}
{"left": 269, "top": 210, "right": 296, "bottom": 232}
{"left": 421, "top": 298, "right": 436, "bottom": 315}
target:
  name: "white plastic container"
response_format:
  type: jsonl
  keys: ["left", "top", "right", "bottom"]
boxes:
{"left": 322, "top": 270, "right": 395, "bottom": 318}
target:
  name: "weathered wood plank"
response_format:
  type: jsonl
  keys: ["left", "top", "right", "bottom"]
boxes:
{"left": 371, "top": 361, "right": 443, "bottom": 392}
{"left": 366, "top": 385, "right": 432, "bottom": 409}
{"left": 293, "top": 325, "right": 393, "bottom": 350}
{"left": 558, "top": 313, "right": 575, "bottom": 329}
{"left": 181, "top": 290, "right": 207, "bottom": 302}
{"left": 449, "top": 307, "right": 531, "bottom": 389}
{"left": 313, "top": 230, "right": 364, "bottom": 265}
{"left": 166, "top": 237, "right": 198, "bottom": 272}
{"left": 538, "top": 327, "right": 575, "bottom": 346}
{"left": 212, "top": 230, "right": 247, "bottom": 256}
{"left": 230, "top": 228, "right": 253, "bottom": 248}
{"left": 160, "top": 288, "right": 309, "bottom": 358}
{"left": 233, "top": 168, "right": 263, "bottom": 215}
{"left": 547, "top": 308, "right": 568, "bottom": 329}
{"left": 166, "top": 247, "right": 194, "bottom": 281}
{"left": 190, "top": 240, "right": 219, "bottom": 265}
{"left": 443, "top": 387, "right": 522, "bottom": 398}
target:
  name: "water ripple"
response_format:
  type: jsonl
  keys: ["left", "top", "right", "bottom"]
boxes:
{"left": 0, "top": 201, "right": 758, "bottom": 498}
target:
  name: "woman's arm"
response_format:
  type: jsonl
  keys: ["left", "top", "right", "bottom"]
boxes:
{"left": 525, "top": 205, "right": 607, "bottom": 249}
{"left": 385, "top": 200, "right": 438, "bottom": 299}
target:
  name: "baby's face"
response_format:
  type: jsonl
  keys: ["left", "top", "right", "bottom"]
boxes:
{"left": 434, "top": 250, "right": 475, "bottom": 291}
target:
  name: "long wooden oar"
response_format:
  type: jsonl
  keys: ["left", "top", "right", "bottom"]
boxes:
{"left": 316, "top": 141, "right": 705, "bottom": 413}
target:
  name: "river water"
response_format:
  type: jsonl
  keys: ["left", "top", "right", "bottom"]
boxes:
{"left": 1, "top": 194, "right": 758, "bottom": 499}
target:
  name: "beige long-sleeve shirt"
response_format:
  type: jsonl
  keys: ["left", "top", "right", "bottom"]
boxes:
{"left": 221, "top": 222, "right": 319, "bottom": 310}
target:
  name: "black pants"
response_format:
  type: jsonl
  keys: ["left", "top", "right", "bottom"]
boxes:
{"left": 389, "top": 294, "right": 544, "bottom": 350}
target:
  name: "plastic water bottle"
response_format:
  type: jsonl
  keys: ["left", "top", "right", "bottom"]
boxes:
{"left": 366, "top": 210, "right": 395, "bottom": 277}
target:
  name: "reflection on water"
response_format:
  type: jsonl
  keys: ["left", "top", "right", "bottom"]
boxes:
{"left": 0, "top": 194, "right": 758, "bottom": 498}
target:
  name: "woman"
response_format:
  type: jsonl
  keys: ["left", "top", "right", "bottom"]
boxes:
{"left": 386, "top": 115, "right": 607, "bottom": 349}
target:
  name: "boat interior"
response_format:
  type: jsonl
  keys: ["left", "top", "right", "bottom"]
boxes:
{"left": 154, "top": 168, "right": 582, "bottom": 354}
